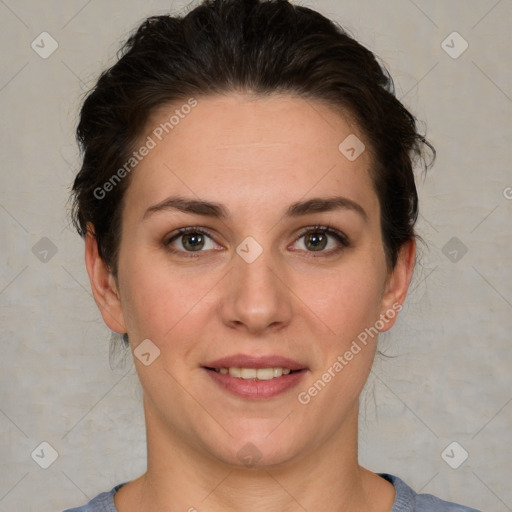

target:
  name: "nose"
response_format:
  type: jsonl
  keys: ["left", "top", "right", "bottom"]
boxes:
{"left": 219, "top": 247, "right": 293, "bottom": 335}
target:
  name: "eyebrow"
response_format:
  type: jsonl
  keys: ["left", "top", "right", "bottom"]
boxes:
{"left": 143, "top": 195, "right": 367, "bottom": 222}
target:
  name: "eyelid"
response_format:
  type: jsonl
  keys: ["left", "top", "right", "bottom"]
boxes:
{"left": 295, "top": 224, "right": 349, "bottom": 245}
{"left": 164, "top": 226, "right": 221, "bottom": 254}
{"left": 164, "top": 226, "right": 215, "bottom": 244}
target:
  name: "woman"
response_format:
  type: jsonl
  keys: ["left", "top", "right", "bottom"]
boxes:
{"left": 64, "top": 0, "right": 480, "bottom": 510}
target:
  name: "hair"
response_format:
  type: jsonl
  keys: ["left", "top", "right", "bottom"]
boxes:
{"left": 71, "top": 0, "right": 435, "bottom": 279}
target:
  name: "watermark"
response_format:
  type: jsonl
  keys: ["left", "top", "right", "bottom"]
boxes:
{"left": 441, "top": 236, "right": 468, "bottom": 263}
{"left": 237, "top": 442, "right": 263, "bottom": 467}
{"left": 31, "top": 441, "right": 59, "bottom": 469}
{"left": 441, "top": 31, "right": 468, "bottom": 60}
{"left": 503, "top": 186, "right": 512, "bottom": 200}
{"left": 93, "top": 97, "right": 198, "bottom": 200}
{"left": 134, "top": 338, "right": 161, "bottom": 366}
{"left": 32, "top": 236, "right": 58, "bottom": 263}
{"left": 236, "top": 236, "right": 263, "bottom": 264}
{"left": 441, "top": 441, "right": 469, "bottom": 469}
{"left": 338, "top": 134, "right": 365, "bottom": 161}
{"left": 31, "top": 31, "right": 59, "bottom": 59}
{"left": 297, "top": 302, "right": 402, "bottom": 405}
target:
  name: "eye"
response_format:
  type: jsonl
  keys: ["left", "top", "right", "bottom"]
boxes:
{"left": 164, "top": 225, "right": 348, "bottom": 256}
{"left": 164, "top": 227, "right": 221, "bottom": 253}
{"left": 291, "top": 226, "right": 349, "bottom": 254}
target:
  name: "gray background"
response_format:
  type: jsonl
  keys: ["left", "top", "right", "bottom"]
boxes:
{"left": 0, "top": 0, "right": 511, "bottom": 511}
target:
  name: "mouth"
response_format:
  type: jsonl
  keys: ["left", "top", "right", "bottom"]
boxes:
{"left": 204, "top": 366, "right": 304, "bottom": 380}
{"left": 201, "top": 354, "right": 309, "bottom": 400}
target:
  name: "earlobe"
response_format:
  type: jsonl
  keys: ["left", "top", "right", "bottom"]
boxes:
{"left": 84, "top": 225, "right": 126, "bottom": 334}
{"left": 379, "top": 239, "right": 416, "bottom": 332}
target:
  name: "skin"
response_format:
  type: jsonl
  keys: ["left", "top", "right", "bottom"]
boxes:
{"left": 85, "top": 93, "right": 415, "bottom": 512}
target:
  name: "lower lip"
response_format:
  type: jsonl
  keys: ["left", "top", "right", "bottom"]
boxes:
{"left": 203, "top": 368, "right": 308, "bottom": 400}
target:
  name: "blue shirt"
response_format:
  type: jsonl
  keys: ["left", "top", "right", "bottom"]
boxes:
{"left": 62, "top": 473, "right": 481, "bottom": 511}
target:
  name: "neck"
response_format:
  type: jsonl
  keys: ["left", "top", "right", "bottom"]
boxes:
{"left": 115, "top": 398, "right": 395, "bottom": 512}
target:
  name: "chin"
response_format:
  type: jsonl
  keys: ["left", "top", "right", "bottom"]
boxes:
{"left": 203, "top": 426, "right": 305, "bottom": 470}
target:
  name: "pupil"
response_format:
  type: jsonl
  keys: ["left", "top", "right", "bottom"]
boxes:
{"left": 306, "top": 232, "right": 327, "bottom": 251}
{"left": 183, "top": 233, "right": 204, "bottom": 251}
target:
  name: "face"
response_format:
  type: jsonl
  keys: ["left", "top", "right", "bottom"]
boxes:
{"left": 87, "top": 93, "right": 413, "bottom": 468}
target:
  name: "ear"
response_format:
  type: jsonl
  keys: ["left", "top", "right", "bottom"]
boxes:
{"left": 84, "top": 225, "right": 126, "bottom": 334}
{"left": 378, "top": 238, "right": 415, "bottom": 333}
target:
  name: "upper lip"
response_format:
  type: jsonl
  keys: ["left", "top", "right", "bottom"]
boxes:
{"left": 202, "top": 354, "right": 308, "bottom": 371}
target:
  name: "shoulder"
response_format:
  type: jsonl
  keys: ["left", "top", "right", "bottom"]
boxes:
{"left": 61, "top": 483, "right": 125, "bottom": 512}
{"left": 380, "top": 474, "right": 482, "bottom": 512}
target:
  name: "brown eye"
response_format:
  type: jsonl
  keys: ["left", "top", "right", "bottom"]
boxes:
{"left": 165, "top": 228, "right": 220, "bottom": 254}
{"left": 304, "top": 231, "right": 328, "bottom": 251}
{"left": 181, "top": 232, "right": 205, "bottom": 251}
{"left": 292, "top": 226, "right": 349, "bottom": 255}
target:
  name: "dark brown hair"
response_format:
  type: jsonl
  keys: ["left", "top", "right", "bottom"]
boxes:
{"left": 71, "top": 0, "right": 435, "bottom": 274}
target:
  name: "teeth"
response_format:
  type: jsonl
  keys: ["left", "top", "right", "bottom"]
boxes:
{"left": 240, "top": 368, "right": 257, "bottom": 379}
{"left": 216, "top": 367, "right": 293, "bottom": 380}
{"left": 229, "top": 367, "right": 241, "bottom": 378}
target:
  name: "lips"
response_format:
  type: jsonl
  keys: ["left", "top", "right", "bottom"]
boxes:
{"left": 201, "top": 353, "right": 309, "bottom": 400}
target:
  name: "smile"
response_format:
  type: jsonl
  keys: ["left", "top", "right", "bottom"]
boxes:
{"left": 212, "top": 367, "right": 293, "bottom": 380}
{"left": 203, "top": 366, "right": 308, "bottom": 400}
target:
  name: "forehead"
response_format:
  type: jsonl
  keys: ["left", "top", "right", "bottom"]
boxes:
{"left": 124, "top": 93, "right": 377, "bottom": 218}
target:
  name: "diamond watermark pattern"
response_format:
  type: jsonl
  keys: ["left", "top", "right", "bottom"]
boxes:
{"left": 134, "top": 338, "right": 161, "bottom": 366}
{"left": 236, "top": 236, "right": 263, "bottom": 264}
{"left": 32, "top": 237, "right": 58, "bottom": 263}
{"left": 338, "top": 134, "right": 365, "bottom": 161}
{"left": 441, "top": 32, "right": 468, "bottom": 59}
{"left": 31, "top": 32, "right": 59, "bottom": 59}
{"left": 31, "top": 441, "right": 59, "bottom": 469}
{"left": 442, "top": 236, "right": 468, "bottom": 263}
{"left": 441, "top": 441, "right": 469, "bottom": 469}
{"left": 237, "top": 442, "right": 263, "bottom": 468}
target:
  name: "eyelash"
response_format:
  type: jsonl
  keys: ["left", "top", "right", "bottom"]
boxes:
{"left": 163, "top": 225, "right": 350, "bottom": 258}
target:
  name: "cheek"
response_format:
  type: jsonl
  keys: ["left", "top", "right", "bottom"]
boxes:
{"left": 301, "top": 259, "right": 386, "bottom": 403}
{"left": 304, "top": 255, "right": 385, "bottom": 335}
{"left": 117, "top": 251, "right": 222, "bottom": 349}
